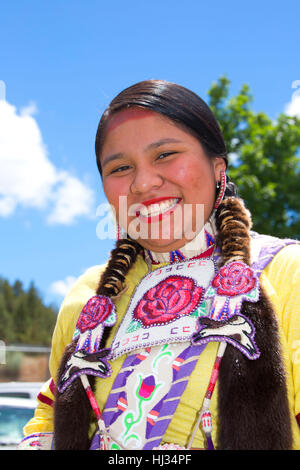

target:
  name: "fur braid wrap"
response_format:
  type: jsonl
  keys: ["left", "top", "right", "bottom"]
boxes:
{"left": 215, "top": 197, "right": 292, "bottom": 450}
{"left": 54, "top": 340, "right": 92, "bottom": 450}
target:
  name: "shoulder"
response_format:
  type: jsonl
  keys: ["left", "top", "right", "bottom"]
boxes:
{"left": 250, "top": 232, "right": 300, "bottom": 297}
{"left": 60, "top": 264, "right": 106, "bottom": 308}
{"left": 266, "top": 243, "right": 300, "bottom": 285}
{"left": 271, "top": 243, "right": 300, "bottom": 266}
{"left": 255, "top": 236, "right": 300, "bottom": 309}
{"left": 55, "top": 264, "right": 107, "bottom": 335}
{"left": 250, "top": 231, "right": 300, "bottom": 273}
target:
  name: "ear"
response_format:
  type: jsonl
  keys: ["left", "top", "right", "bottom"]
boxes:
{"left": 213, "top": 157, "right": 227, "bottom": 181}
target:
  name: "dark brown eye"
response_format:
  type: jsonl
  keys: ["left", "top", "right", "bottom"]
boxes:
{"left": 110, "top": 165, "right": 130, "bottom": 174}
{"left": 156, "top": 152, "right": 176, "bottom": 161}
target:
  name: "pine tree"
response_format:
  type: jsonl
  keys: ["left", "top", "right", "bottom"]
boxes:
{"left": 0, "top": 277, "right": 57, "bottom": 345}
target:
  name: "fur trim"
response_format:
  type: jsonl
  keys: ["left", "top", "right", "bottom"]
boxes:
{"left": 217, "top": 287, "right": 292, "bottom": 449}
{"left": 54, "top": 340, "right": 94, "bottom": 450}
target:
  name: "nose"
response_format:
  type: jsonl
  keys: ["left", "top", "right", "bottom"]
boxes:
{"left": 130, "top": 165, "right": 164, "bottom": 194}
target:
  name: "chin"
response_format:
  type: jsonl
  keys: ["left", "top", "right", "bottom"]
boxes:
{"left": 137, "top": 237, "right": 189, "bottom": 253}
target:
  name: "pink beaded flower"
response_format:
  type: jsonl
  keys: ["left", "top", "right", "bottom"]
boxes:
{"left": 204, "top": 261, "right": 259, "bottom": 321}
{"left": 77, "top": 295, "right": 115, "bottom": 333}
{"left": 75, "top": 295, "right": 116, "bottom": 353}
{"left": 134, "top": 275, "right": 203, "bottom": 327}
{"left": 212, "top": 262, "right": 257, "bottom": 297}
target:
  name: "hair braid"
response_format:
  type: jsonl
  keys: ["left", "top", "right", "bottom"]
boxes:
{"left": 215, "top": 196, "right": 252, "bottom": 266}
{"left": 96, "top": 237, "right": 142, "bottom": 348}
{"left": 96, "top": 237, "right": 142, "bottom": 298}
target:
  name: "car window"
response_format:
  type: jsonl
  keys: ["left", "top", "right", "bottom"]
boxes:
{"left": 0, "top": 392, "right": 31, "bottom": 399}
{"left": 0, "top": 406, "right": 35, "bottom": 445}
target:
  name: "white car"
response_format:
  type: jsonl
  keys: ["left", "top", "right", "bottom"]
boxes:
{"left": 0, "top": 382, "right": 43, "bottom": 400}
{"left": 0, "top": 397, "right": 36, "bottom": 449}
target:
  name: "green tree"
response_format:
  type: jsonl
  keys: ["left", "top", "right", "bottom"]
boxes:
{"left": 0, "top": 291, "right": 14, "bottom": 343}
{"left": 207, "top": 76, "right": 300, "bottom": 238}
{"left": 13, "top": 295, "right": 31, "bottom": 343}
{"left": 0, "top": 277, "right": 57, "bottom": 345}
{"left": 12, "top": 280, "right": 23, "bottom": 297}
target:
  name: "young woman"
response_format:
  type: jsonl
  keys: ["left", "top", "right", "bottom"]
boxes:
{"left": 19, "top": 80, "right": 300, "bottom": 450}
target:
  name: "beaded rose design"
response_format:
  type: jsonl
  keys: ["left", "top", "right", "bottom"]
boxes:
{"left": 57, "top": 295, "right": 117, "bottom": 393}
{"left": 204, "top": 261, "right": 259, "bottom": 321}
{"left": 212, "top": 262, "right": 257, "bottom": 297}
{"left": 133, "top": 275, "right": 203, "bottom": 327}
{"left": 75, "top": 295, "right": 116, "bottom": 353}
{"left": 192, "top": 261, "right": 261, "bottom": 360}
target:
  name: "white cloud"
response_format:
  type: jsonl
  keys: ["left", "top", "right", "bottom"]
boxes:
{"left": 285, "top": 83, "right": 300, "bottom": 118}
{"left": 50, "top": 275, "right": 77, "bottom": 297}
{"left": 46, "top": 171, "right": 95, "bottom": 225}
{"left": 0, "top": 100, "right": 95, "bottom": 224}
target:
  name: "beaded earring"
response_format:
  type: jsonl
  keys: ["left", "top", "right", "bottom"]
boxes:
{"left": 214, "top": 170, "right": 227, "bottom": 209}
{"left": 116, "top": 223, "right": 123, "bottom": 241}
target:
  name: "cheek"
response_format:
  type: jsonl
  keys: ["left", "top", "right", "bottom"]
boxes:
{"left": 103, "top": 180, "right": 128, "bottom": 213}
{"left": 170, "top": 161, "right": 197, "bottom": 185}
{"left": 174, "top": 160, "right": 214, "bottom": 194}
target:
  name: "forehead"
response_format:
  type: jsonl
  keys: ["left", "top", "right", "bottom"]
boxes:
{"left": 102, "top": 108, "right": 196, "bottom": 151}
{"left": 105, "top": 107, "right": 159, "bottom": 134}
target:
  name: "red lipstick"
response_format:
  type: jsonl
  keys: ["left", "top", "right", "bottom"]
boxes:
{"left": 141, "top": 197, "right": 180, "bottom": 206}
{"left": 135, "top": 197, "right": 182, "bottom": 223}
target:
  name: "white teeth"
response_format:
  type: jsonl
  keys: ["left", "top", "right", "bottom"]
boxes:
{"left": 139, "top": 198, "right": 179, "bottom": 217}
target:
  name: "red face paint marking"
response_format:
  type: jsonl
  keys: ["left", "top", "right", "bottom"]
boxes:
{"left": 105, "top": 108, "right": 157, "bottom": 134}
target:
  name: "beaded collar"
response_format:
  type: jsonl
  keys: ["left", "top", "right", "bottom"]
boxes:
{"left": 144, "top": 214, "right": 217, "bottom": 265}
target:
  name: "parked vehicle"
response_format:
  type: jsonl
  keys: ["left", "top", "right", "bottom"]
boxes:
{"left": 0, "top": 382, "right": 43, "bottom": 400}
{"left": 0, "top": 397, "right": 36, "bottom": 449}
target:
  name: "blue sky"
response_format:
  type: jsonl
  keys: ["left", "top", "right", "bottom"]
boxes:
{"left": 0, "top": 0, "right": 299, "bottom": 310}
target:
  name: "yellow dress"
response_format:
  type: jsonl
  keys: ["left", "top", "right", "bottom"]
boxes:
{"left": 23, "top": 244, "right": 300, "bottom": 449}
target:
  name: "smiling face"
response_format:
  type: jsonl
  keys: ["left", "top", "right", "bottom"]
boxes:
{"left": 99, "top": 108, "right": 226, "bottom": 252}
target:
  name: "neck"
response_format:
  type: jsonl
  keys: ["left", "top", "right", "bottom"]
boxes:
{"left": 144, "top": 213, "right": 217, "bottom": 265}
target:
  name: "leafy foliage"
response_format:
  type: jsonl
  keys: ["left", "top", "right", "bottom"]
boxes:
{"left": 0, "top": 277, "right": 57, "bottom": 345}
{"left": 207, "top": 76, "right": 300, "bottom": 238}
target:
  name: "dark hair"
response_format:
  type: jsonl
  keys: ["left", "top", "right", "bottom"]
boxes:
{"left": 95, "top": 79, "right": 228, "bottom": 176}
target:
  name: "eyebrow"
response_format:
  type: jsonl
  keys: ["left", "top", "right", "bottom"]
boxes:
{"left": 101, "top": 138, "right": 183, "bottom": 169}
